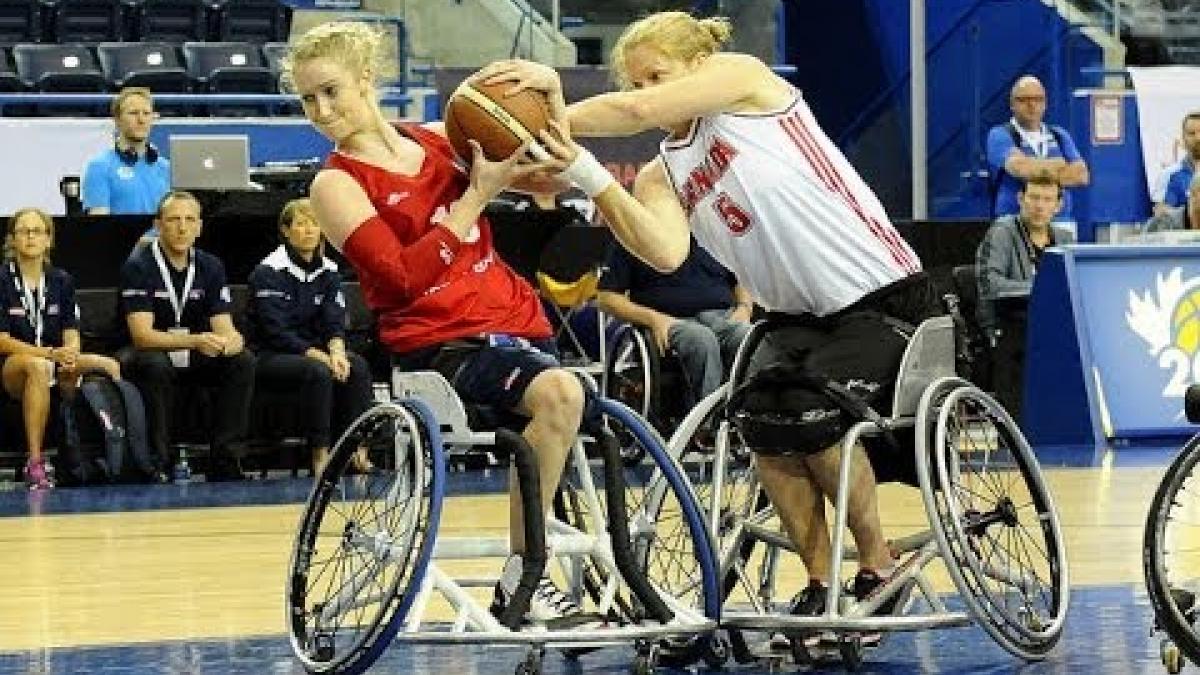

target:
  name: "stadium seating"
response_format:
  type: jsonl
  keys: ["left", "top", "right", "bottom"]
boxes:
{"left": 12, "top": 42, "right": 107, "bottom": 114}
{"left": 0, "top": 0, "right": 41, "bottom": 43}
{"left": 132, "top": 0, "right": 210, "bottom": 43}
{"left": 212, "top": 0, "right": 290, "bottom": 44}
{"left": 181, "top": 39, "right": 273, "bottom": 115}
{"left": 44, "top": 0, "right": 125, "bottom": 43}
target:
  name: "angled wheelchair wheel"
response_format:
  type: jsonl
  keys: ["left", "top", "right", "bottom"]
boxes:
{"left": 286, "top": 401, "right": 445, "bottom": 674}
{"left": 1145, "top": 433, "right": 1200, "bottom": 667}
{"left": 603, "top": 325, "right": 656, "bottom": 464}
{"left": 595, "top": 397, "right": 721, "bottom": 666}
{"left": 916, "top": 379, "right": 1068, "bottom": 661}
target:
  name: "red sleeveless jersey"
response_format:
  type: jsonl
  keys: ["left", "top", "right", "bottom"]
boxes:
{"left": 326, "top": 123, "right": 551, "bottom": 353}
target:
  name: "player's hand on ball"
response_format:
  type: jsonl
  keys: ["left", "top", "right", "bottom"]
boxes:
{"left": 467, "top": 139, "right": 554, "bottom": 200}
{"left": 536, "top": 119, "right": 580, "bottom": 170}
{"left": 477, "top": 59, "right": 562, "bottom": 97}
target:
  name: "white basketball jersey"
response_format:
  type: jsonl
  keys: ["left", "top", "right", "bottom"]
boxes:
{"left": 660, "top": 93, "right": 921, "bottom": 316}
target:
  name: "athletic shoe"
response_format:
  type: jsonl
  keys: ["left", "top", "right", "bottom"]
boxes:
{"left": 778, "top": 581, "right": 831, "bottom": 651}
{"left": 849, "top": 569, "right": 900, "bottom": 647}
{"left": 24, "top": 458, "right": 53, "bottom": 490}
{"left": 490, "top": 555, "right": 599, "bottom": 629}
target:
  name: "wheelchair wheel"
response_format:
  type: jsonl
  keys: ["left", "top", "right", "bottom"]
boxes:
{"left": 286, "top": 401, "right": 445, "bottom": 674}
{"left": 916, "top": 379, "right": 1068, "bottom": 660}
{"left": 595, "top": 397, "right": 721, "bottom": 665}
{"left": 603, "top": 325, "right": 656, "bottom": 464}
{"left": 1145, "top": 433, "right": 1200, "bottom": 667}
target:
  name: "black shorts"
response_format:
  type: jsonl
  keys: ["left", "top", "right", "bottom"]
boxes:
{"left": 736, "top": 273, "right": 940, "bottom": 484}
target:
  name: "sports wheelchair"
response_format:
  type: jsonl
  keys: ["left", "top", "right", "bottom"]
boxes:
{"left": 1144, "top": 384, "right": 1200, "bottom": 673}
{"left": 644, "top": 312, "right": 1070, "bottom": 669}
{"left": 284, "top": 364, "right": 723, "bottom": 675}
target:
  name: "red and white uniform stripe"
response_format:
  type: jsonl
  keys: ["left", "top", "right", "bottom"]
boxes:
{"left": 660, "top": 92, "right": 921, "bottom": 316}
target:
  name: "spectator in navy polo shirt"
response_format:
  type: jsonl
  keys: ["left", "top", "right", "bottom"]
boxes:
{"left": 0, "top": 208, "right": 121, "bottom": 490}
{"left": 247, "top": 198, "right": 375, "bottom": 476}
{"left": 597, "top": 236, "right": 752, "bottom": 412}
{"left": 82, "top": 87, "right": 171, "bottom": 217}
{"left": 118, "top": 191, "right": 255, "bottom": 481}
{"left": 986, "top": 75, "right": 1089, "bottom": 221}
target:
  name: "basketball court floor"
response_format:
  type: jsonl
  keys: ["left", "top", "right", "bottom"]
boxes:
{"left": 0, "top": 447, "right": 1183, "bottom": 674}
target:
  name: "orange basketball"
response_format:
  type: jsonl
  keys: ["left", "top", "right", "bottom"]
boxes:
{"left": 444, "top": 80, "right": 550, "bottom": 163}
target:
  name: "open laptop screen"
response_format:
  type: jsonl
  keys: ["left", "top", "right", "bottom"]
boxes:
{"left": 169, "top": 135, "right": 251, "bottom": 190}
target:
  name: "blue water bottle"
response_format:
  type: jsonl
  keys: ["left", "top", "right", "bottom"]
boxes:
{"left": 173, "top": 447, "right": 192, "bottom": 484}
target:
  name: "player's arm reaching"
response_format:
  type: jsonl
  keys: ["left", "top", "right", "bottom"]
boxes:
{"left": 309, "top": 138, "right": 546, "bottom": 301}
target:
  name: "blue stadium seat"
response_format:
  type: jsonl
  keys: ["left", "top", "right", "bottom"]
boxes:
{"left": 132, "top": 0, "right": 210, "bottom": 42}
{"left": 12, "top": 42, "right": 107, "bottom": 115}
{"left": 212, "top": 0, "right": 290, "bottom": 43}
{"left": 181, "top": 40, "right": 273, "bottom": 115}
{"left": 0, "top": 0, "right": 42, "bottom": 43}
{"left": 42, "top": 0, "right": 126, "bottom": 42}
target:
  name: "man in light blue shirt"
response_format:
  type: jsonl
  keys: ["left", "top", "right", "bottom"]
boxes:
{"left": 82, "top": 87, "right": 171, "bottom": 216}
{"left": 986, "top": 75, "right": 1089, "bottom": 221}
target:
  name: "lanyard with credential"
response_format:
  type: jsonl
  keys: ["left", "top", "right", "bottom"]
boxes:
{"left": 151, "top": 241, "right": 196, "bottom": 327}
{"left": 10, "top": 262, "right": 46, "bottom": 347}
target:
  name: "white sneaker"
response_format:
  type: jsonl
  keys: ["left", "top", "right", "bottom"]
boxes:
{"left": 490, "top": 555, "right": 597, "bottom": 629}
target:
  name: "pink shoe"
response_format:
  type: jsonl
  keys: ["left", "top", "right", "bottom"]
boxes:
{"left": 24, "top": 458, "right": 53, "bottom": 490}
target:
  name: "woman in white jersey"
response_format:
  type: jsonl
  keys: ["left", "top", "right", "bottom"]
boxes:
{"left": 480, "top": 10, "right": 939, "bottom": 622}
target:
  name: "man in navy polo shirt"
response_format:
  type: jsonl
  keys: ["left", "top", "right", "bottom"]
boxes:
{"left": 986, "top": 75, "right": 1089, "bottom": 222}
{"left": 118, "top": 191, "right": 255, "bottom": 481}
{"left": 597, "top": 236, "right": 752, "bottom": 412}
{"left": 82, "top": 87, "right": 171, "bottom": 216}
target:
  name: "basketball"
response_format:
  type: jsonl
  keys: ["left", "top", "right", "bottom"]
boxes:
{"left": 444, "top": 80, "right": 550, "bottom": 163}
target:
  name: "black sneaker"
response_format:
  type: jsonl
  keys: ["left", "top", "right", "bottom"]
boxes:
{"left": 849, "top": 569, "right": 900, "bottom": 647}
{"left": 775, "top": 581, "right": 831, "bottom": 653}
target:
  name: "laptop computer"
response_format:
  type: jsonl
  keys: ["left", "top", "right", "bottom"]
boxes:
{"left": 170, "top": 135, "right": 252, "bottom": 190}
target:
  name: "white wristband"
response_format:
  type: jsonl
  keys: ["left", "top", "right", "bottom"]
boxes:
{"left": 563, "top": 149, "right": 616, "bottom": 198}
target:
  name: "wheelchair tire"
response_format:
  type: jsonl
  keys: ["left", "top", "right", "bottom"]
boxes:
{"left": 603, "top": 324, "right": 655, "bottom": 464}
{"left": 286, "top": 401, "right": 446, "bottom": 674}
{"left": 916, "top": 378, "right": 1068, "bottom": 661}
{"left": 595, "top": 397, "right": 721, "bottom": 666}
{"left": 1144, "top": 432, "right": 1200, "bottom": 667}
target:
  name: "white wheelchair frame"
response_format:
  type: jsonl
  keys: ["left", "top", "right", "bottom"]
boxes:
{"left": 642, "top": 314, "right": 1070, "bottom": 668}
{"left": 285, "top": 366, "right": 720, "bottom": 675}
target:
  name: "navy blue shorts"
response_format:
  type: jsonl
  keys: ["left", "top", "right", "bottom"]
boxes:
{"left": 451, "top": 337, "right": 561, "bottom": 411}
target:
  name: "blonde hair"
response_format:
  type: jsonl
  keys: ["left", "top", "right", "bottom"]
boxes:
{"left": 278, "top": 197, "right": 316, "bottom": 231}
{"left": 4, "top": 208, "right": 55, "bottom": 262}
{"left": 280, "top": 21, "right": 392, "bottom": 93}
{"left": 611, "top": 11, "right": 733, "bottom": 90}
{"left": 111, "top": 86, "right": 153, "bottom": 119}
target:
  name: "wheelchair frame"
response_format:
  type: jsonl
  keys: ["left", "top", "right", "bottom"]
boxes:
{"left": 284, "top": 368, "right": 722, "bottom": 675}
{"left": 638, "top": 314, "right": 1070, "bottom": 668}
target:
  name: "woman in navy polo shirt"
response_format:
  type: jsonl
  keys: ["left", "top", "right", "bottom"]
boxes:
{"left": 0, "top": 208, "right": 120, "bottom": 489}
{"left": 247, "top": 198, "right": 375, "bottom": 475}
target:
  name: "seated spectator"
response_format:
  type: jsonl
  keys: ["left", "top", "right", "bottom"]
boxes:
{"left": 247, "top": 198, "right": 374, "bottom": 475}
{"left": 82, "top": 87, "right": 171, "bottom": 217}
{"left": 1145, "top": 172, "right": 1200, "bottom": 233}
{"left": 986, "top": 75, "right": 1089, "bottom": 222}
{"left": 597, "top": 237, "right": 752, "bottom": 411}
{"left": 118, "top": 191, "right": 255, "bottom": 481}
{"left": 1154, "top": 112, "right": 1200, "bottom": 215}
{"left": 0, "top": 208, "right": 120, "bottom": 490}
{"left": 975, "top": 176, "right": 1075, "bottom": 337}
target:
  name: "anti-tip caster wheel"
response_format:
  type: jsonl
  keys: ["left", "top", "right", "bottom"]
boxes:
{"left": 839, "top": 632, "right": 864, "bottom": 671}
{"left": 1161, "top": 638, "right": 1183, "bottom": 674}
{"left": 632, "top": 641, "right": 659, "bottom": 675}
{"left": 788, "top": 633, "right": 815, "bottom": 666}
{"left": 702, "top": 633, "right": 731, "bottom": 669}
{"left": 516, "top": 647, "right": 543, "bottom": 675}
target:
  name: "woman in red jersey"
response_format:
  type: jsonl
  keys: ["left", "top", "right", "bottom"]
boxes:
{"left": 283, "top": 22, "right": 590, "bottom": 627}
